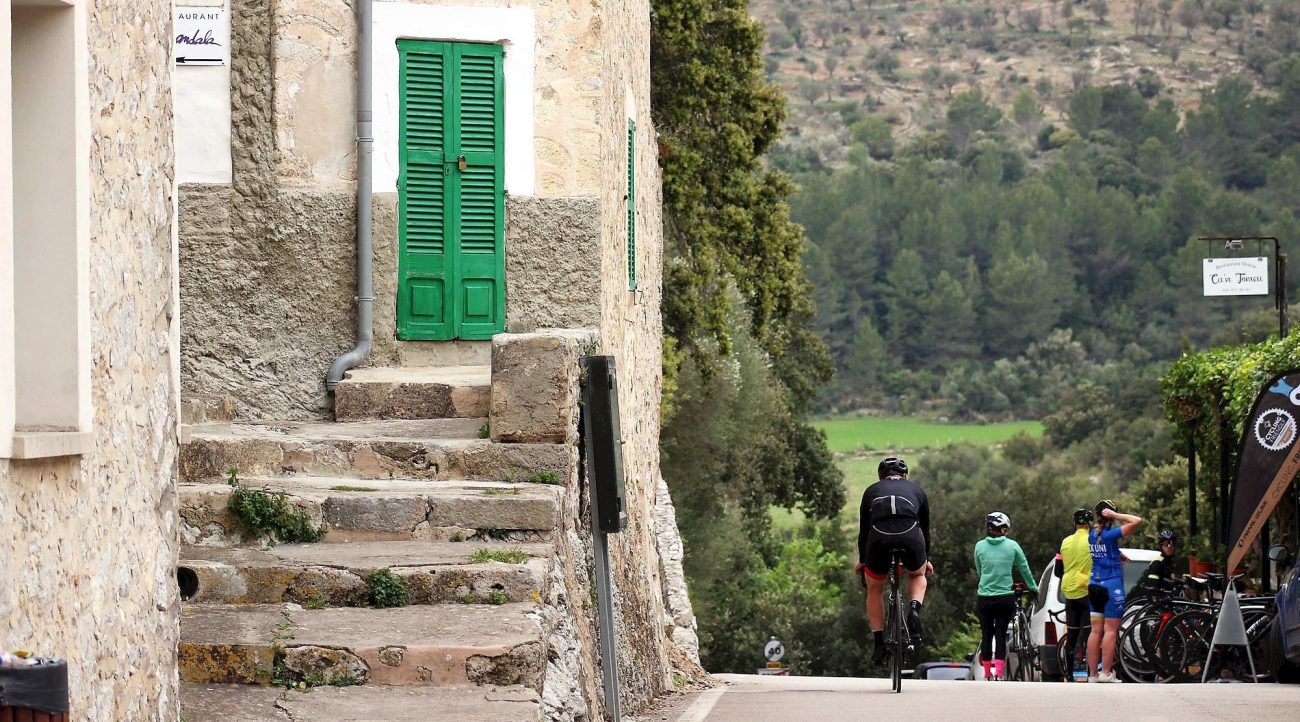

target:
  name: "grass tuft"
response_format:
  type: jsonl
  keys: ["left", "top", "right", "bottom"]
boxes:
{"left": 467, "top": 548, "right": 532, "bottom": 564}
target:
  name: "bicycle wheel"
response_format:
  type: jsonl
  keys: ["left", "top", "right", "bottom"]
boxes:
{"left": 1021, "top": 620, "right": 1042, "bottom": 682}
{"left": 1118, "top": 612, "right": 1165, "bottom": 683}
{"left": 1226, "top": 607, "right": 1276, "bottom": 682}
{"left": 890, "top": 572, "right": 904, "bottom": 692}
{"left": 1153, "top": 609, "right": 1215, "bottom": 682}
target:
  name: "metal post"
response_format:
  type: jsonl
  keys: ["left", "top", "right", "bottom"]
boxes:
{"left": 1279, "top": 251, "right": 1289, "bottom": 339}
{"left": 580, "top": 360, "right": 622, "bottom": 722}
{"left": 1261, "top": 519, "right": 1271, "bottom": 593}
{"left": 1188, "top": 435, "right": 1198, "bottom": 538}
{"left": 591, "top": 526, "right": 621, "bottom": 721}
{"left": 1220, "top": 412, "right": 1232, "bottom": 570}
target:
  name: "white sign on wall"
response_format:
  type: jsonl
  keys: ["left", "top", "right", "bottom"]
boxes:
{"left": 1204, "top": 257, "right": 1270, "bottom": 297}
{"left": 174, "top": 2, "right": 230, "bottom": 66}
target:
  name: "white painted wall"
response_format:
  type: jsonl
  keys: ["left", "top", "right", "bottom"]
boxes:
{"left": 10, "top": 1, "right": 91, "bottom": 433}
{"left": 175, "top": 0, "right": 231, "bottom": 184}
{"left": 176, "top": 65, "right": 232, "bottom": 183}
{"left": 372, "top": 2, "right": 535, "bottom": 195}
{"left": 0, "top": 3, "right": 15, "bottom": 455}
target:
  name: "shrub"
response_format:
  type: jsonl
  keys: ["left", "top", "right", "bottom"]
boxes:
{"left": 226, "top": 469, "right": 323, "bottom": 543}
{"left": 363, "top": 568, "right": 410, "bottom": 608}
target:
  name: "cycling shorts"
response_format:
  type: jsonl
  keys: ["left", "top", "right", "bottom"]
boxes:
{"left": 1087, "top": 577, "right": 1125, "bottom": 620}
{"left": 1064, "top": 596, "right": 1091, "bottom": 635}
{"left": 864, "top": 527, "right": 927, "bottom": 580}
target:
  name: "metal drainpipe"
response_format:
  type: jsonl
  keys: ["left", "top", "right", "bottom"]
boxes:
{"left": 327, "top": 0, "right": 375, "bottom": 391}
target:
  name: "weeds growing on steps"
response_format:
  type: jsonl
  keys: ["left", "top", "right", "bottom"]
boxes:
{"left": 226, "top": 468, "right": 324, "bottom": 543}
{"left": 467, "top": 548, "right": 532, "bottom": 564}
{"left": 363, "top": 568, "right": 410, "bottom": 608}
{"left": 526, "top": 471, "right": 560, "bottom": 485}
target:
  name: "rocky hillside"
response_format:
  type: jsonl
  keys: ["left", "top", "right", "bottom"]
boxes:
{"left": 752, "top": 0, "right": 1298, "bottom": 165}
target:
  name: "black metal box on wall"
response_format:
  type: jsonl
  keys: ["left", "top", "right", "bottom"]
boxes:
{"left": 582, "top": 355, "right": 628, "bottom": 533}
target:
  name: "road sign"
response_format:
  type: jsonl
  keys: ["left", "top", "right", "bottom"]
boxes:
{"left": 1204, "top": 257, "right": 1269, "bottom": 296}
{"left": 764, "top": 637, "right": 785, "bottom": 662}
{"left": 755, "top": 667, "right": 790, "bottom": 676}
{"left": 175, "top": 2, "right": 230, "bottom": 66}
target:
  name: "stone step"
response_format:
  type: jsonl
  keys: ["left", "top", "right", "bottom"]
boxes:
{"left": 180, "top": 683, "right": 542, "bottom": 722}
{"left": 180, "top": 477, "right": 561, "bottom": 546}
{"left": 179, "top": 603, "right": 544, "bottom": 689}
{"left": 180, "top": 419, "right": 568, "bottom": 483}
{"left": 179, "top": 540, "right": 549, "bottom": 606}
{"left": 397, "top": 340, "right": 491, "bottom": 367}
{"left": 335, "top": 365, "right": 490, "bottom": 421}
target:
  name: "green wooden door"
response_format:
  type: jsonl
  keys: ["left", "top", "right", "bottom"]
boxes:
{"left": 397, "top": 40, "right": 505, "bottom": 341}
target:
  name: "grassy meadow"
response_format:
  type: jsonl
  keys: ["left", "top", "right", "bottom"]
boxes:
{"left": 811, "top": 417, "right": 1043, "bottom": 455}
{"left": 773, "top": 417, "right": 1043, "bottom": 531}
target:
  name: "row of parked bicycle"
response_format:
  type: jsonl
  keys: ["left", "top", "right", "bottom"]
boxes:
{"left": 981, "top": 543, "right": 1299, "bottom": 683}
{"left": 1070, "top": 573, "right": 1273, "bottom": 683}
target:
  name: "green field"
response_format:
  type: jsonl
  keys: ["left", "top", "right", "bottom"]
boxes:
{"left": 812, "top": 417, "right": 1043, "bottom": 454}
{"left": 773, "top": 417, "right": 1043, "bottom": 531}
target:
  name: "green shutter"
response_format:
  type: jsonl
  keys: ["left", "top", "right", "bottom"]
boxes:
{"left": 397, "top": 40, "right": 505, "bottom": 341}
{"left": 627, "top": 119, "right": 637, "bottom": 291}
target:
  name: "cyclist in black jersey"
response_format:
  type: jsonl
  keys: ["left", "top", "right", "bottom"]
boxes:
{"left": 855, "top": 457, "right": 934, "bottom": 664}
{"left": 1131, "top": 529, "right": 1181, "bottom": 602}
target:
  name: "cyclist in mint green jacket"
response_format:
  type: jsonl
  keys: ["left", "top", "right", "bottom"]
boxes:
{"left": 973, "top": 512, "right": 1038, "bottom": 680}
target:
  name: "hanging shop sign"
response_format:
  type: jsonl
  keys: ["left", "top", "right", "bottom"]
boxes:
{"left": 1203, "top": 257, "right": 1269, "bottom": 297}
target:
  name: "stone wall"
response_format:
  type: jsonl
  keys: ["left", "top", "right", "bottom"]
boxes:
{"left": 266, "top": 0, "right": 603, "bottom": 196}
{"left": 0, "top": 1, "right": 180, "bottom": 719}
{"left": 593, "top": 0, "right": 674, "bottom": 713}
{"left": 179, "top": 189, "right": 602, "bottom": 420}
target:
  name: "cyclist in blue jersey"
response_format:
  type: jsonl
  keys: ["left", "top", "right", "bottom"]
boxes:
{"left": 1085, "top": 499, "right": 1142, "bottom": 683}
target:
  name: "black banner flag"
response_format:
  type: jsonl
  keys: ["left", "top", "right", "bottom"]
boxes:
{"left": 1228, "top": 369, "right": 1300, "bottom": 571}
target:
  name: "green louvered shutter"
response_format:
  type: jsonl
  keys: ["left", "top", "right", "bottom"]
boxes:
{"left": 397, "top": 40, "right": 504, "bottom": 341}
{"left": 452, "top": 43, "right": 505, "bottom": 340}
{"left": 627, "top": 119, "right": 637, "bottom": 290}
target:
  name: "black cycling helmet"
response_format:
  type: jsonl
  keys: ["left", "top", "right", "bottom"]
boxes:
{"left": 1073, "top": 508, "right": 1095, "bottom": 526}
{"left": 1095, "top": 499, "right": 1117, "bottom": 519}
{"left": 1158, "top": 529, "right": 1177, "bottom": 544}
{"left": 878, "top": 457, "right": 909, "bottom": 479}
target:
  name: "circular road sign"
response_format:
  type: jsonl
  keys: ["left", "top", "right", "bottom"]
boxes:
{"left": 764, "top": 637, "right": 785, "bottom": 662}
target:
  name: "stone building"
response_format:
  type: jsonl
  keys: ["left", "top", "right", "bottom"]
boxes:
{"left": 175, "top": 1, "right": 699, "bottom": 720}
{"left": 0, "top": 0, "right": 181, "bottom": 719}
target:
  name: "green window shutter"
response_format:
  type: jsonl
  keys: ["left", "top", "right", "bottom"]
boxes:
{"left": 449, "top": 43, "right": 505, "bottom": 340}
{"left": 627, "top": 119, "right": 637, "bottom": 291}
{"left": 398, "top": 40, "right": 452, "bottom": 340}
{"left": 397, "top": 40, "right": 504, "bottom": 341}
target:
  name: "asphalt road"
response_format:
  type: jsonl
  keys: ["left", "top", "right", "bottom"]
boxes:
{"left": 633, "top": 674, "right": 1300, "bottom": 721}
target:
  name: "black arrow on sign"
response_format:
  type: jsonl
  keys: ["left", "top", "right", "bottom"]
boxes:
{"left": 177, "top": 57, "right": 222, "bottom": 64}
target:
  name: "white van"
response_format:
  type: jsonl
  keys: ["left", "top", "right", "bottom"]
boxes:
{"left": 1028, "top": 547, "right": 1162, "bottom": 680}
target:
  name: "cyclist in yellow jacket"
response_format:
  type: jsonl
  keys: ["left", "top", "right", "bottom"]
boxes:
{"left": 1054, "top": 508, "right": 1094, "bottom": 682}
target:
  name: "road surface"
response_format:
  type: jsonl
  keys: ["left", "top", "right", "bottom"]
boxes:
{"left": 634, "top": 674, "right": 1300, "bottom": 721}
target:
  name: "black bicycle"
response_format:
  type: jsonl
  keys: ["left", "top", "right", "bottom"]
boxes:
{"left": 885, "top": 548, "right": 913, "bottom": 692}
{"left": 1008, "top": 583, "right": 1041, "bottom": 681}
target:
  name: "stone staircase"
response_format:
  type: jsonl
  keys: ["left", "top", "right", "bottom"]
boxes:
{"left": 178, "top": 357, "right": 572, "bottom": 721}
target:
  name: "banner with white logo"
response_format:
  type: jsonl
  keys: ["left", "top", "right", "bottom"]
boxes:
{"left": 1228, "top": 369, "right": 1300, "bottom": 571}
{"left": 1204, "top": 257, "right": 1269, "bottom": 296}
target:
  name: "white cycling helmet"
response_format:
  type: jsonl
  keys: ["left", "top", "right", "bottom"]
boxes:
{"left": 986, "top": 511, "right": 1010, "bottom": 529}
